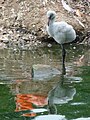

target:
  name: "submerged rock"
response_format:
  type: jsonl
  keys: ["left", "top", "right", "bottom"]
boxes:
{"left": 34, "top": 115, "right": 66, "bottom": 120}
{"left": 32, "top": 64, "right": 61, "bottom": 80}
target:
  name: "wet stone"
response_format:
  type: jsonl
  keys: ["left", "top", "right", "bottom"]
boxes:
{"left": 32, "top": 64, "right": 61, "bottom": 80}
{"left": 34, "top": 115, "right": 66, "bottom": 120}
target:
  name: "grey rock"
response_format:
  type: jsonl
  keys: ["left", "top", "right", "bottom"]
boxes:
{"left": 32, "top": 64, "right": 61, "bottom": 80}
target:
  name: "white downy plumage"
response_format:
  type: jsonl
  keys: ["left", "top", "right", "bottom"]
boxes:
{"left": 47, "top": 10, "right": 76, "bottom": 44}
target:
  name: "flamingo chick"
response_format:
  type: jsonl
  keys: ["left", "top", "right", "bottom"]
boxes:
{"left": 46, "top": 10, "right": 76, "bottom": 74}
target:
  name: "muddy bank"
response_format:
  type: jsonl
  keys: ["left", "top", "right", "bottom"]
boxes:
{"left": 0, "top": 0, "right": 90, "bottom": 49}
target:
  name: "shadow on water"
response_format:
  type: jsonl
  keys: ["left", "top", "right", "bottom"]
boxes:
{"left": 0, "top": 44, "right": 90, "bottom": 120}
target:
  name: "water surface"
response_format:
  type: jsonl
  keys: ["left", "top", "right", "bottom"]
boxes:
{"left": 0, "top": 44, "right": 90, "bottom": 120}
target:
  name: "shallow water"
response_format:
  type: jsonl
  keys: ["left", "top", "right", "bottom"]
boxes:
{"left": 0, "top": 43, "right": 90, "bottom": 120}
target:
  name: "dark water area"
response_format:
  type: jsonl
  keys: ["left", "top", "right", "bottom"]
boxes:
{"left": 0, "top": 43, "right": 90, "bottom": 120}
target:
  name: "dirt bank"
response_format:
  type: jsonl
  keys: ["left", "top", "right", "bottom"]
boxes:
{"left": 0, "top": 0, "right": 90, "bottom": 49}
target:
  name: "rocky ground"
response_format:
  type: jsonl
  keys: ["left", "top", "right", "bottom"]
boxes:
{"left": 0, "top": 0, "right": 90, "bottom": 49}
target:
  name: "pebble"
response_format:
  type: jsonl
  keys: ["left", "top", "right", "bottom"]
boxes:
{"left": 0, "top": 26, "right": 39, "bottom": 49}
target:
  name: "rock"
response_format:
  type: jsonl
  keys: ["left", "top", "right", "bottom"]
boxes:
{"left": 0, "top": 34, "right": 9, "bottom": 43}
{"left": 32, "top": 64, "right": 61, "bottom": 80}
{"left": 0, "top": 42, "right": 6, "bottom": 49}
{"left": 34, "top": 115, "right": 66, "bottom": 120}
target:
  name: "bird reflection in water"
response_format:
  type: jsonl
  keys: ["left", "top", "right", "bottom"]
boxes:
{"left": 48, "top": 74, "right": 76, "bottom": 114}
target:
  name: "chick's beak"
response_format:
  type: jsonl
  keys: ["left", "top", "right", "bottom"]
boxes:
{"left": 48, "top": 18, "right": 50, "bottom": 26}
